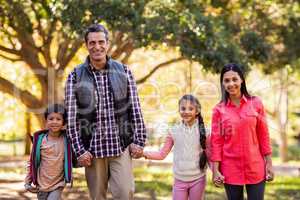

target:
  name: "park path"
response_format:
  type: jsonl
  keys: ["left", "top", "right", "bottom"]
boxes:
{"left": 0, "top": 156, "right": 160, "bottom": 199}
{"left": 0, "top": 156, "right": 299, "bottom": 199}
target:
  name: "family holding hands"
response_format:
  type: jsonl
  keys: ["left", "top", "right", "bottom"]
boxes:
{"left": 24, "top": 24, "right": 274, "bottom": 200}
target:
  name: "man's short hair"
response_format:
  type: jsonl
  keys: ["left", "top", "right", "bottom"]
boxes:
{"left": 84, "top": 24, "right": 109, "bottom": 43}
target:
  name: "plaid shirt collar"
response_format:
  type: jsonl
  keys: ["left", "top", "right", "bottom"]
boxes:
{"left": 84, "top": 56, "right": 113, "bottom": 72}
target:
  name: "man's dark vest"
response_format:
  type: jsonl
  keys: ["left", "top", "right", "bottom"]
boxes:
{"left": 74, "top": 57, "right": 133, "bottom": 149}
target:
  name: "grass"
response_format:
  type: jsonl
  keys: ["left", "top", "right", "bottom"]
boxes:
{"left": 0, "top": 158, "right": 299, "bottom": 200}
{"left": 133, "top": 166, "right": 300, "bottom": 200}
{"left": 272, "top": 156, "right": 300, "bottom": 165}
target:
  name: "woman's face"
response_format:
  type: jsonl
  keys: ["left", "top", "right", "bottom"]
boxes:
{"left": 222, "top": 70, "right": 243, "bottom": 98}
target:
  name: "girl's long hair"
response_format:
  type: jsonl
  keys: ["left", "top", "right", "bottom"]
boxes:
{"left": 220, "top": 63, "right": 251, "bottom": 103}
{"left": 179, "top": 94, "right": 207, "bottom": 170}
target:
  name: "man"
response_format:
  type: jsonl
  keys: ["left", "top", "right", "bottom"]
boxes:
{"left": 65, "top": 24, "right": 147, "bottom": 200}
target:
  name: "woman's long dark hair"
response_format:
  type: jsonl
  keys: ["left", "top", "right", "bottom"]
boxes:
{"left": 220, "top": 63, "right": 252, "bottom": 103}
{"left": 179, "top": 94, "right": 207, "bottom": 170}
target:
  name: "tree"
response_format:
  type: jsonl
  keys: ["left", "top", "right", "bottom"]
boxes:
{"left": 210, "top": 0, "right": 300, "bottom": 162}
{"left": 0, "top": 0, "right": 267, "bottom": 125}
{"left": 247, "top": 1, "right": 300, "bottom": 162}
{"left": 0, "top": 0, "right": 81, "bottom": 125}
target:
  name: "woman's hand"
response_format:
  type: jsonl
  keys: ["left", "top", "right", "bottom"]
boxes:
{"left": 265, "top": 155, "right": 274, "bottom": 182}
{"left": 212, "top": 162, "right": 224, "bottom": 187}
{"left": 265, "top": 161, "right": 274, "bottom": 182}
{"left": 213, "top": 170, "right": 225, "bottom": 187}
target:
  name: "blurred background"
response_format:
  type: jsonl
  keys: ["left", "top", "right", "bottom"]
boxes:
{"left": 0, "top": 0, "right": 299, "bottom": 199}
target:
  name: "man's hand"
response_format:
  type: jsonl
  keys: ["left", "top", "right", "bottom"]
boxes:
{"left": 129, "top": 143, "right": 143, "bottom": 159}
{"left": 24, "top": 183, "right": 38, "bottom": 193}
{"left": 78, "top": 151, "right": 93, "bottom": 167}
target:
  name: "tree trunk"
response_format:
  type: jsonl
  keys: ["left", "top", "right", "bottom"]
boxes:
{"left": 277, "top": 68, "right": 289, "bottom": 162}
{"left": 44, "top": 67, "right": 65, "bottom": 105}
{"left": 47, "top": 67, "right": 57, "bottom": 105}
{"left": 24, "top": 67, "right": 63, "bottom": 156}
{"left": 185, "top": 61, "right": 192, "bottom": 93}
{"left": 55, "top": 72, "right": 65, "bottom": 103}
{"left": 24, "top": 112, "right": 32, "bottom": 155}
{"left": 24, "top": 111, "right": 45, "bottom": 155}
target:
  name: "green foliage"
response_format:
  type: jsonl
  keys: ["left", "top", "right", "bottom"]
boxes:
{"left": 1, "top": 0, "right": 299, "bottom": 80}
{"left": 240, "top": 31, "right": 271, "bottom": 63}
{"left": 279, "top": 15, "right": 300, "bottom": 68}
{"left": 61, "top": 0, "right": 273, "bottom": 72}
{"left": 60, "top": 0, "right": 300, "bottom": 74}
{"left": 271, "top": 140, "right": 279, "bottom": 157}
{"left": 212, "top": 0, "right": 300, "bottom": 73}
{"left": 288, "top": 145, "right": 300, "bottom": 161}
{"left": 61, "top": 0, "right": 147, "bottom": 37}
{"left": 1, "top": 0, "right": 299, "bottom": 75}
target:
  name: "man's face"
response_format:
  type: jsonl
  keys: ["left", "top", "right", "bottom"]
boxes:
{"left": 86, "top": 32, "right": 109, "bottom": 62}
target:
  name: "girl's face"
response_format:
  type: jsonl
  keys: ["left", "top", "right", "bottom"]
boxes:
{"left": 222, "top": 70, "right": 243, "bottom": 98}
{"left": 179, "top": 100, "right": 199, "bottom": 126}
{"left": 46, "top": 112, "right": 64, "bottom": 134}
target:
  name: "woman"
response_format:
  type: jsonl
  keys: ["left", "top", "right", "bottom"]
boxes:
{"left": 210, "top": 63, "right": 274, "bottom": 200}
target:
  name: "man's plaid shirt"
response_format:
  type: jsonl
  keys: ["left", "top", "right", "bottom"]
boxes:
{"left": 65, "top": 60, "right": 147, "bottom": 158}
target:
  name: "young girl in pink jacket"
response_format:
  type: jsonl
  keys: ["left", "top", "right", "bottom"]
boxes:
{"left": 143, "top": 94, "right": 208, "bottom": 200}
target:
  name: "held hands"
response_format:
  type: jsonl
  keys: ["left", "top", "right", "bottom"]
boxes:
{"left": 24, "top": 183, "right": 38, "bottom": 193}
{"left": 78, "top": 151, "right": 93, "bottom": 167}
{"left": 213, "top": 170, "right": 225, "bottom": 187}
{"left": 129, "top": 143, "right": 143, "bottom": 159}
